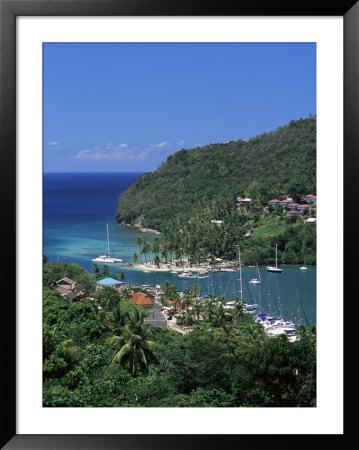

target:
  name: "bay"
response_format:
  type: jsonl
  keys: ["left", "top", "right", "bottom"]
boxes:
{"left": 43, "top": 172, "right": 316, "bottom": 325}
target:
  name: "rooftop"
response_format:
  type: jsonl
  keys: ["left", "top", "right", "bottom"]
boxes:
{"left": 56, "top": 277, "right": 74, "bottom": 285}
{"left": 131, "top": 292, "right": 153, "bottom": 306}
{"left": 96, "top": 277, "right": 124, "bottom": 285}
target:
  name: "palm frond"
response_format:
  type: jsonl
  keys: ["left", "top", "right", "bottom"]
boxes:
{"left": 111, "top": 342, "right": 132, "bottom": 364}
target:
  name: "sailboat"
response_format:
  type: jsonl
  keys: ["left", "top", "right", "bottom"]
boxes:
{"left": 92, "top": 223, "right": 122, "bottom": 263}
{"left": 266, "top": 243, "right": 283, "bottom": 273}
{"left": 249, "top": 264, "right": 262, "bottom": 284}
{"left": 237, "top": 247, "right": 257, "bottom": 314}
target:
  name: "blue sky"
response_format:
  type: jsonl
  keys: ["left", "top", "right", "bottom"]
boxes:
{"left": 43, "top": 43, "right": 316, "bottom": 172}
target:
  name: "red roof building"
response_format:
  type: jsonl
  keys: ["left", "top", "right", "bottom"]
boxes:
{"left": 131, "top": 292, "right": 153, "bottom": 308}
{"left": 297, "top": 204, "right": 310, "bottom": 211}
{"left": 286, "top": 209, "right": 302, "bottom": 216}
{"left": 305, "top": 194, "right": 317, "bottom": 204}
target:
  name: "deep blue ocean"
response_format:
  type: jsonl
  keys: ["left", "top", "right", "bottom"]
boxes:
{"left": 43, "top": 172, "right": 316, "bottom": 325}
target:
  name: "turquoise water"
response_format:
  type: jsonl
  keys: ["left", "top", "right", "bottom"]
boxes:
{"left": 43, "top": 172, "right": 316, "bottom": 325}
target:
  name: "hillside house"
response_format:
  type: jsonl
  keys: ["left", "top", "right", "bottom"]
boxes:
{"left": 277, "top": 199, "right": 290, "bottom": 207}
{"left": 268, "top": 199, "right": 280, "bottom": 207}
{"left": 56, "top": 277, "right": 75, "bottom": 290}
{"left": 131, "top": 292, "right": 153, "bottom": 309}
{"left": 287, "top": 203, "right": 300, "bottom": 209}
{"left": 297, "top": 204, "right": 310, "bottom": 213}
{"left": 55, "top": 277, "right": 79, "bottom": 302}
{"left": 95, "top": 277, "right": 124, "bottom": 289}
{"left": 286, "top": 210, "right": 302, "bottom": 217}
{"left": 304, "top": 194, "right": 317, "bottom": 204}
{"left": 236, "top": 196, "right": 251, "bottom": 206}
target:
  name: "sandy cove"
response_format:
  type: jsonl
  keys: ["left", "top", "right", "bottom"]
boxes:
{"left": 127, "top": 263, "right": 209, "bottom": 273}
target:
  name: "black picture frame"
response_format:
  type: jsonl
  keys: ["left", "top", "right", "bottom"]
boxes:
{"left": 1, "top": 0, "right": 356, "bottom": 448}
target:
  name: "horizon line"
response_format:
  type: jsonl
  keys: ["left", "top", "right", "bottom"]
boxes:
{"left": 43, "top": 171, "right": 146, "bottom": 174}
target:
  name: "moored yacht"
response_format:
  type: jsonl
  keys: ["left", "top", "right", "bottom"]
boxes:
{"left": 178, "top": 271, "right": 198, "bottom": 279}
{"left": 267, "top": 244, "right": 283, "bottom": 273}
{"left": 249, "top": 264, "right": 262, "bottom": 284}
{"left": 92, "top": 223, "right": 122, "bottom": 263}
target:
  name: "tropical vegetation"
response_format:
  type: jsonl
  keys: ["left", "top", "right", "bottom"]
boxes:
{"left": 116, "top": 117, "right": 316, "bottom": 231}
{"left": 43, "top": 262, "right": 316, "bottom": 407}
{"left": 116, "top": 117, "right": 316, "bottom": 266}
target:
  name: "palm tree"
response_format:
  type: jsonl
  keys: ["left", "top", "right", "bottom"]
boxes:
{"left": 118, "top": 271, "right": 126, "bottom": 282}
{"left": 132, "top": 253, "right": 138, "bottom": 265}
{"left": 232, "top": 297, "right": 245, "bottom": 325}
{"left": 162, "top": 281, "right": 179, "bottom": 310}
{"left": 153, "top": 255, "right": 161, "bottom": 267}
{"left": 211, "top": 304, "right": 227, "bottom": 328}
{"left": 108, "top": 308, "right": 160, "bottom": 376}
{"left": 182, "top": 309, "right": 195, "bottom": 327}
{"left": 102, "top": 264, "right": 110, "bottom": 276}
{"left": 160, "top": 248, "right": 168, "bottom": 264}
{"left": 119, "top": 286, "right": 132, "bottom": 301}
{"left": 192, "top": 299, "right": 203, "bottom": 322}
{"left": 136, "top": 237, "right": 143, "bottom": 263}
{"left": 141, "top": 239, "right": 151, "bottom": 265}
{"left": 151, "top": 237, "right": 160, "bottom": 255}
{"left": 182, "top": 288, "right": 193, "bottom": 310}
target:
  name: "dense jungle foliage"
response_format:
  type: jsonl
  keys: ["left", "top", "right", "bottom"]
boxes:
{"left": 142, "top": 198, "right": 317, "bottom": 264}
{"left": 43, "top": 262, "right": 316, "bottom": 408}
{"left": 116, "top": 117, "right": 316, "bottom": 232}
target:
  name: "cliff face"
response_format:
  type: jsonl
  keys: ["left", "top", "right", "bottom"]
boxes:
{"left": 116, "top": 117, "right": 316, "bottom": 230}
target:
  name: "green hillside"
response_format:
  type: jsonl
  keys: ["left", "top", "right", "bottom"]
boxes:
{"left": 116, "top": 117, "right": 316, "bottom": 231}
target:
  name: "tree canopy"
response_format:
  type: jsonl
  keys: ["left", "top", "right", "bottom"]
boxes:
{"left": 117, "top": 117, "right": 316, "bottom": 231}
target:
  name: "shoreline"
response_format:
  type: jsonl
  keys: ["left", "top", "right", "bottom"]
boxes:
{"left": 126, "top": 263, "right": 208, "bottom": 273}
{"left": 121, "top": 261, "right": 315, "bottom": 273}
{"left": 120, "top": 222, "right": 161, "bottom": 235}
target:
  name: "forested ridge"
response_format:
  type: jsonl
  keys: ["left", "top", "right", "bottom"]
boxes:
{"left": 116, "top": 117, "right": 316, "bottom": 231}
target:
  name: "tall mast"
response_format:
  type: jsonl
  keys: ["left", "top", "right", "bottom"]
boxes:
{"left": 106, "top": 223, "right": 110, "bottom": 257}
{"left": 238, "top": 246, "right": 243, "bottom": 300}
{"left": 275, "top": 243, "right": 278, "bottom": 268}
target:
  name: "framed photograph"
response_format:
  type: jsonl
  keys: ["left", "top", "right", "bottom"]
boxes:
{"left": 1, "top": 0, "right": 356, "bottom": 448}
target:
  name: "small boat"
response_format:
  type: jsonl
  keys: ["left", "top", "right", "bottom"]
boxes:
{"left": 267, "top": 244, "right": 283, "bottom": 273}
{"left": 92, "top": 255, "right": 117, "bottom": 263}
{"left": 92, "top": 223, "right": 122, "bottom": 263}
{"left": 249, "top": 264, "right": 262, "bottom": 284}
{"left": 178, "top": 271, "right": 198, "bottom": 279}
{"left": 244, "top": 303, "right": 258, "bottom": 310}
{"left": 143, "top": 269, "right": 151, "bottom": 273}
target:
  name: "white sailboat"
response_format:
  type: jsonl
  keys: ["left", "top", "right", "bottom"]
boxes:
{"left": 238, "top": 247, "right": 257, "bottom": 314}
{"left": 266, "top": 244, "right": 283, "bottom": 273}
{"left": 249, "top": 264, "right": 262, "bottom": 284}
{"left": 92, "top": 223, "right": 122, "bottom": 263}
